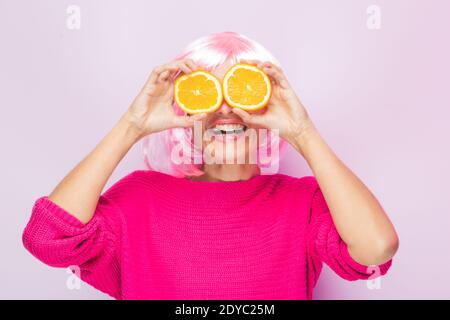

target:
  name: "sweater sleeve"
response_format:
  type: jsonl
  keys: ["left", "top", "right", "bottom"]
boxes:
{"left": 306, "top": 178, "right": 392, "bottom": 282}
{"left": 21, "top": 172, "right": 135, "bottom": 299}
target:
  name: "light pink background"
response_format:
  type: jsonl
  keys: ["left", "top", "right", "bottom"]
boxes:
{"left": 1, "top": 0, "right": 449, "bottom": 299}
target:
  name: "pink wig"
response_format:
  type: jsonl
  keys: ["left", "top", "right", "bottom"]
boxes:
{"left": 141, "top": 31, "right": 287, "bottom": 177}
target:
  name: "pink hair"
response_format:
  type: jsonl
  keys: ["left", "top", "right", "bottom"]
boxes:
{"left": 141, "top": 31, "right": 287, "bottom": 177}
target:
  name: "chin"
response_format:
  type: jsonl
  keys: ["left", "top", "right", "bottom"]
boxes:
{"left": 203, "top": 139, "right": 257, "bottom": 165}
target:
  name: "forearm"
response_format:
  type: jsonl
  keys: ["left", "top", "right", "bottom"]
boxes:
{"left": 48, "top": 114, "right": 141, "bottom": 224}
{"left": 291, "top": 120, "right": 398, "bottom": 265}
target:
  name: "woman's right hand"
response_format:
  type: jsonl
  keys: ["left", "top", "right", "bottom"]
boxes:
{"left": 123, "top": 58, "right": 207, "bottom": 140}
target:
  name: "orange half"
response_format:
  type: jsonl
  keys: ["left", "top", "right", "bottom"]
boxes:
{"left": 223, "top": 63, "right": 272, "bottom": 111}
{"left": 174, "top": 70, "right": 223, "bottom": 114}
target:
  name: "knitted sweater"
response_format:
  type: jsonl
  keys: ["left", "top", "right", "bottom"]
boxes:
{"left": 22, "top": 170, "right": 392, "bottom": 299}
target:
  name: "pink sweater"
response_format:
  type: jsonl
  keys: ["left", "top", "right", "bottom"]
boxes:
{"left": 22, "top": 170, "right": 392, "bottom": 300}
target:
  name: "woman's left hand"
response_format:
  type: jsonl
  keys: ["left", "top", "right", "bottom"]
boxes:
{"left": 231, "top": 59, "right": 314, "bottom": 146}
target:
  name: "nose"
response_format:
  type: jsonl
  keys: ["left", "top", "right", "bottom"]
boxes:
{"left": 217, "top": 101, "right": 233, "bottom": 114}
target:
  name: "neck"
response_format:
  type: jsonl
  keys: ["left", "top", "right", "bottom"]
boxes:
{"left": 189, "top": 164, "right": 260, "bottom": 182}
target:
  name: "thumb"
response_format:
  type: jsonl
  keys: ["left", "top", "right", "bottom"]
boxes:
{"left": 172, "top": 112, "right": 207, "bottom": 128}
{"left": 231, "top": 108, "right": 267, "bottom": 127}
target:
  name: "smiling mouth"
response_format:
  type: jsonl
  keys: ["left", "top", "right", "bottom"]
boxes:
{"left": 210, "top": 123, "right": 248, "bottom": 135}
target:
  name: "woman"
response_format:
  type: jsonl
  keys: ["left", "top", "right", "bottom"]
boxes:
{"left": 22, "top": 32, "right": 398, "bottom": 300}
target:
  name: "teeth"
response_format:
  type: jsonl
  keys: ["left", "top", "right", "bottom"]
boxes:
{"left": 214, "top": 124, "right": 244, "bottom": 131}
{"left": 211, "top": 123, "right": 246, "bottom": 135}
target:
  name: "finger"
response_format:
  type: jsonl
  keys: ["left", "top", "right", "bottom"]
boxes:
{"left": 231, "top": 107, "right": 266, "bottom": 127}
{"left": 174, "top": 60, "right": 193, "bottom": 75}
{"left": 184, "top": 58, "right": 199, "bottom": 71}
{"left": 145, "top": 64, "right": 182, "bottom": 88}
{"left": 171, "top": 115, "right": 192, "bottom": 128}
{"left": 263, "top": 67, "right": 279, "bottom": 86}
{"left": 262, "top": 61, "right": 283, "bottom": 73}
{"left": 145, "top": 65, "right": 165, "bottom": 86}
{"left": 158, "top": 70, "right": 172, "bottom": 82}
{"left": 160, "top": 60, "right": 192, "bottom": 77}
{"left": 239, "top": 59, "right": 272, "bottom": 75}
{"left": 239, "top": 58, "right": 261, "bottom": 66}
{"left": 257, "top": 61, "right": 266, "bottom": 70}
{"left": 147, "top": 60, "right": 197, "bottom": 88}
{"left": 262, "top": 65, "right": 289, "bottom": 89}
{"left": 261, "top": 62, "right": 285, "bottom": 80}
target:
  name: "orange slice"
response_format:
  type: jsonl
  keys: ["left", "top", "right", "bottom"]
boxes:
{"left": 223, "top": 63, "right": 272, "bottom": 111}
{"left": 174, "top": 70, "right": 223, "bottom": 114}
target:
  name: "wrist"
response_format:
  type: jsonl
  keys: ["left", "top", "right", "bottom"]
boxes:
{"left": 285, "top": 118, "right": 320, "bottom": 156}
{"left": 115, "top": 114, "right": 145, "bottom": 146}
